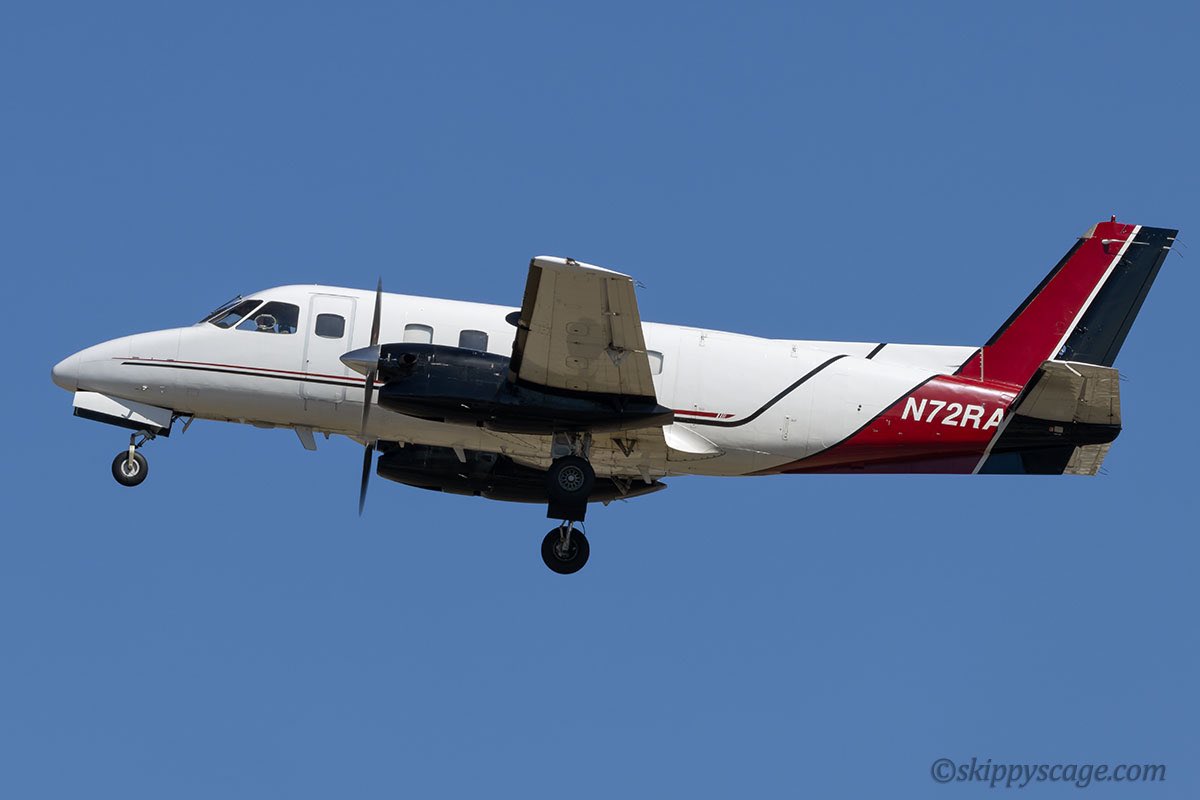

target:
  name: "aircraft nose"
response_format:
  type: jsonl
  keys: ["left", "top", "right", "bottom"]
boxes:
{"left": 52, "top": 353, "right": 80, "bottom": 392}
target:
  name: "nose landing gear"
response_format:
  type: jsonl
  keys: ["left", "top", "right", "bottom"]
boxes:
{"left": 111, "top": 431, "right": 154, "bottom": 487}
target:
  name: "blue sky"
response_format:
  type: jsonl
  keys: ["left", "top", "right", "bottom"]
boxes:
{"left": 2, "top": 2, "right": 1197, "bottom": 797}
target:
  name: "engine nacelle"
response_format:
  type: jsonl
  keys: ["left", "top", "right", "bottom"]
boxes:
{"left": 369, "top": 344, "right": 672, "bottom": 434}
{"left": 376, "top": 444, "right": 667, "bottom": 504}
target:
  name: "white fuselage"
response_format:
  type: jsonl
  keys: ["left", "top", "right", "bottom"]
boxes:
{"left": 53, "top": 284, "right": 979, "bottom": 478}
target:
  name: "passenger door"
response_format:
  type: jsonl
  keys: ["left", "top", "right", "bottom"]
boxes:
{"left": 301, "top": 294, "right": 357, "bottom": 403}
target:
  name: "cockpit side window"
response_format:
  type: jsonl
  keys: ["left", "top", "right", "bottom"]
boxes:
{"left": 237, "top": 301, "right": 300, "bottom": 334}
{"left": 206, "top": 299, "right": 262, "bottom": 329}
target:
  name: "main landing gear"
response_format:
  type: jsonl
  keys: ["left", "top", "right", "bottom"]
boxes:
{"left": 541, "top": 433, "right": 596, "bottom": 574}
{"left": 541, "top": 522, "right": 590, "bottom": 574}
{"left": 546, "top": 454, "right": 595, "bottom": 507}
{"left": 111, "top": 431, "right": 154, "bottom": 487}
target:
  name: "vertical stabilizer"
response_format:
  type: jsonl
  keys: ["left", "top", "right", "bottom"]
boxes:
{"left": 958, "top": 220, "right": 1176, "bottom": 387}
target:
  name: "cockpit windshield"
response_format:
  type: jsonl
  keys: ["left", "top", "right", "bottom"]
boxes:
{"left": 203, "top": 299, "right": 262, "bottom": 329}
{"left": 200, "top": 295, "right": 243, "bottom": 324}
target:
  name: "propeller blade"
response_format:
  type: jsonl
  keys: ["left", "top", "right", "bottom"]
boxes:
{"left": 359, "top": 440, "right": 374, "bottom": 516}
{"left": 359, "top": 280, "right": 383, "bottom": 439}
{"left": 358, "top": 278, "right": 384, "bottom": 516}
{"left": 360, "top": 368, "right": 376, "bottom": 436}
{"left": 369, "top": 277, "right": 382, "bottom": 346}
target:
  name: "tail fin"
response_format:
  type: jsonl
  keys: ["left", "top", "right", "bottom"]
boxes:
{"left": 958, "top": 220, "right": 1177, "bottom": 386}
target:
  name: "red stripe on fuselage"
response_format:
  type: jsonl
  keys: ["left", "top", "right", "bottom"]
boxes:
{"left": 673, "top": 409, "right": 732, "bottom": 419}
{"left": 768, "top": 375, "right": 1019, "bottom": 474}
{"left": 120, "top": 357, "right": 377, "bottom": 385}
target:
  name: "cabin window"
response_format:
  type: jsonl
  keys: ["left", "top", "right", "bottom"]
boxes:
{"left": 237, "top": 301, "right": 300, "bottom": 334}
{"left": 315, "top": 313, "right": 346, "bottom": 339}
{"left": 403, "top": 324, "right": 433, "bottom": 344}
{"left": 206, "top": 299, "right": 262, "bottom": 329}
{"left": 458, "top": 329, "right": 488, "bottom": 351}
{"left": 647, "top": 350, "right": 664, "bottom": 375}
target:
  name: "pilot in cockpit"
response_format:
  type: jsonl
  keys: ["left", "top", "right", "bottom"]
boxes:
{"left": 201, "top": 297, "right": 300, "bottom": 334}
{"left": 247, "top": 301, "right": 299, "bottom": 334}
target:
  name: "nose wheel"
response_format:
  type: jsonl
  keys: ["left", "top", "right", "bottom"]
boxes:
{"left": 541, "top": 523, "right": 590, "bottom": 574}
{"left": 111, "top": 431, "right": 153, "bottom": 487}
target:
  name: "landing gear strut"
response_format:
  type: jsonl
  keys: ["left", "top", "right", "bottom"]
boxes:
{"left": 542, "top": 432, "right": 596, "bottom": 573}
{"left": 545, "top": 432, "right": 595, "bottom": 521}
{"left": 111, "top": 431, "right": 153, "bottom": 487}
{"left": 541, "top": 523, "right": 590, "bottom": 574}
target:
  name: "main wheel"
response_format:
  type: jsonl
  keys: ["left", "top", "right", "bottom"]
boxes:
{"left": 111, "top": 451, "right": 149, "bottom": 487}
{"left": 546, "top": 455, "right": 595, "bottom": 503}
{"left": 541, "top": 527, "right": 590, "bottom": 574}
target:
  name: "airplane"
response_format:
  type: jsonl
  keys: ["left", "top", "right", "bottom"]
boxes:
{"left": 51, "top": 218, "right": 1175, "bottom": 573}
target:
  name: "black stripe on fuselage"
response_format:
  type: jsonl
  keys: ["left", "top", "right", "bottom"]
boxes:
{"left": 865, "top": 343, "right": 887, "bottom": 359}
{"left": 136, "top": 356, "right": 851, "bottom": 431}
{"left": 122, "top": 361, "right": 365, "bottom": 389}
{"left": 679, "top": 355, "right": 847, "bottom": 428}
{"left": 1058, "top": 226, "right": 1176, "bottom": 366}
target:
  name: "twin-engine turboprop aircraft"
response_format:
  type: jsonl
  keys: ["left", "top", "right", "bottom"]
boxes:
{"left": 52, "top": 219, "right": 1175, "bottom": 573}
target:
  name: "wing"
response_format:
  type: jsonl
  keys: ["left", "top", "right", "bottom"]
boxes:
{"left": 509, "top": 256, "right": 656, "bottom": 400}
{"left": 504, "top": 256, "right": 718, "bottom": 480}
{"left": 504, "top": 421, "right": 723, "bottom": 488}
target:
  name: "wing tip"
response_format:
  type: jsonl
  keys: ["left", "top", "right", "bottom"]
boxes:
{"left": 531, "top": 255, "right": 631, "bottom": 279}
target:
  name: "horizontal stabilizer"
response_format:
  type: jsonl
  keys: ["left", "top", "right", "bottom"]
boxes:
{"left": 977, "top": 360, "right": 1121, "bottom": 475}
{"left": 1064, "top": 443, "right": 1112, "bottom": 476}
{"left": 1017, "top": 360, "right": 1120, "bottom": 426}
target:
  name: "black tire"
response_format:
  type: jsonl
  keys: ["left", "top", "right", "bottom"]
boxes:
{"left": 111, "top": 451, "right": 148, "bottom": 487}
{"left": 541, "top": 527, "right": 590, "bottom": 574}
{"left": 546, "top": 455, "right": 595, "bottom": 503}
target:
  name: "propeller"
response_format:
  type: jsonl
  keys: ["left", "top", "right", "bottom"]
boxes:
{"left": 357, "top": 278, "right": 383, "bottom": 515}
